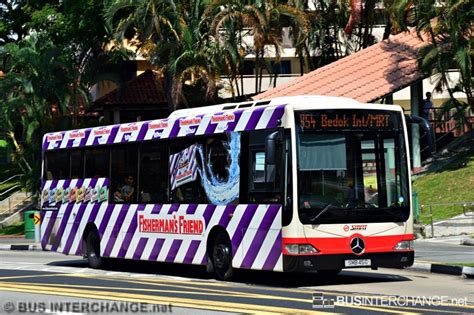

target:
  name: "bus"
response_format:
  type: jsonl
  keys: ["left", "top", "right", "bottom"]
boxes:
{"left": 41, "top": 95, "right": 417, "bottom": 280}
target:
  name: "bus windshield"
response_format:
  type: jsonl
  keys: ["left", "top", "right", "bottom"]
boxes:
{"left": 296, "top": 110, "right": 410, "bottom": 224}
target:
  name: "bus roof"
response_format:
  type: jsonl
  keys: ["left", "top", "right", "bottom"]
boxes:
{"left": 42, "top": 95, "right": 403, "bottom": 152}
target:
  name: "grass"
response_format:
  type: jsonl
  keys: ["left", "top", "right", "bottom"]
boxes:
{"left": 413, "top": 152, "right": 474, "bottom": 225}
{"left": 450, "top": 262, "right": 474, "bottom": 268}
{"left": 0, "top": 221, "right": 24, "bottom": 235}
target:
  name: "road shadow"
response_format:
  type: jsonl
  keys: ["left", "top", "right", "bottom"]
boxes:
{"left": 47, "top": 258, "right": 412, "bottom": 288}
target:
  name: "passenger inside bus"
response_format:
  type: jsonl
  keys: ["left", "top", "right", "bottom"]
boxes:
{"left": 114, "top": 175, "right": 135, "bottom": 202}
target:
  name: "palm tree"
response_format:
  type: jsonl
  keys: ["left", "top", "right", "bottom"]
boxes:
{"left": 105, "top": 0, "right": 180, "bottom": 110}
{"left": 206, "top": 0, "right": 310, "bottom": 94}
{"left": 390, "top": 0, "right": 473, "bottom": 120}
{"left": 166, "top": 0, "right": 223, "bottom": 107}
{"left": 205, "top": 0, "right": 267, "bottom": 95}
{"left": 106, "top": 0, "right": 221, "bottom": 109}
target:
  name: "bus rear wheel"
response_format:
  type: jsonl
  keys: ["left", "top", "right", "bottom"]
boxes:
{"left": 85, "top": 230, "right": 102, "bottom": 269}
{"left": 212, "top": 232, "right": 234, "bottom": 281}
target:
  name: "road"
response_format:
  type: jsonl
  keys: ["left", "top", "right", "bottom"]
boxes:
{"left": 0, "top": 251, "right": 472, "bottom": 314}
{"left": 414, "top": 237, "right": 474, "bottom": 264}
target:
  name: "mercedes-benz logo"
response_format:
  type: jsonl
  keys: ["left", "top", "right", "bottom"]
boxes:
{"left": 350, "top": 237, "right": 365, "bottom": 255}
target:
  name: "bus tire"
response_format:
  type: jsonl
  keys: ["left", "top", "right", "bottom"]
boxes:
{"left": 212, "top": 232, "right": 234, "bottom": 281}
{"left": 85, "top": 230, "right": 102, "bottom": 269}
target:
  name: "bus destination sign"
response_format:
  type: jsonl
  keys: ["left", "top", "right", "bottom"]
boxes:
{"left": 298, "top": 110, "right": 398, "bottom": 131}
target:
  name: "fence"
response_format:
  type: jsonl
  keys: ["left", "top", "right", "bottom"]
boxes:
{"left": 419, "top": 201, "right": 474, "bottom": 238}
{"left": 0, "top": 174, "right": 25, "bottom": 217}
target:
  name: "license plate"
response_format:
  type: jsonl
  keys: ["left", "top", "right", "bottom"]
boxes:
{"left": 344, "top": 259, "right": 371, "bottom": 267}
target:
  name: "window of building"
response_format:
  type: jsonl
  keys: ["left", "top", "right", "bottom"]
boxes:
{"left": 241, "top": 60, "right": 255, "bottom": 75}
{"left": 271, "top": 60, "right": 292, "bottom": 75}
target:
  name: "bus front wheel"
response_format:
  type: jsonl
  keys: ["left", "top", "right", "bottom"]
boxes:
{"left": 85, "top": 230, "right": 102, "bottom": 269}
{"left": 212, "top": 232, "right": 234, "bottom": 281}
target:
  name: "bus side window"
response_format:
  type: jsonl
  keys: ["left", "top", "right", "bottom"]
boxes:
{"left": 84, "top": 149, "right": 109, "bottom": 179}
{"left": 70, "top": 150, "right": 83, "bottom": 179}
{"left": 169, "top": 141, "right": 206, "bottom": 204}
{"left": 139, "top": 142, "right": 168, "bottom": 203}
{"left": 45, "top": 151, "right": 69, "bottom": 180}
{"left": 245, "top": 130, "right": 282, "bottom": 204}
{"left": 111, "top": 146, "right": 138, "bottom": 203}
{"left": 252, "top": 151, "right": 266, "bottom": 185}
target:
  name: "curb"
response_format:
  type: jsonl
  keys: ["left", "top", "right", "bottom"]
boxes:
{"left": 460, "top": 238, "right": 474, "bottom": 246}
{"left": 0, "top": 244, "right": 41, "bottom": 251}
{"left": 408, "top": 261, "right": 474, "bottom": 278}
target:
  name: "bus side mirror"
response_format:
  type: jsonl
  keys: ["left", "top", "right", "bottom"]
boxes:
{"left": 265, "top": 131, "right": 281, "bottom": 183}
{"left": 405, "top": 115, "right": 436, "bottom": 155}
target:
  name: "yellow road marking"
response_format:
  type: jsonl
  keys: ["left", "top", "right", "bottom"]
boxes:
{"left": 0, "top": 274, "right": 67, "bottom": 281}
{"left": 0, "top": 282, "right": 323, "bottom": 315}
{"left": 2, "top": 281, "right": 265, "bottom": 300}
{"left": 107, "top": 277, "right": 474, "bottom": 310}
{"left": 0, "top": 281, "right": 425, "bottom": 314}
{"left": 3, "top": 273, "right": 471, "bottom": 312}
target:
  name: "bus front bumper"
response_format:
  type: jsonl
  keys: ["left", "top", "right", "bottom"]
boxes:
{"left": 283, "top": 251, "right": 414, "bottom": 272}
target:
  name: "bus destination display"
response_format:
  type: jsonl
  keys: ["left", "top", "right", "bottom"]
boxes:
{"left": 298, "top": 110, "right": 399, "bottom": 131}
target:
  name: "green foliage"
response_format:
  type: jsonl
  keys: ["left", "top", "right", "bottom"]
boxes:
{"left": 0, "top": 221, "right": 24, "bottom": 235}
{"left": 413, "top": 152, "right": 474, "bottom": 224}
{"left": 390, "top": 0, "right": 473, "bottom": 114}
{"left": 0, "top": 1, "right": 120, "bottom": 196}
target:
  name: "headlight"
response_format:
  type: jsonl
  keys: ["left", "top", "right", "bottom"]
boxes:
{"left": 285, "top": 244, "right": 319, "bottom": 255}
{"left": 393, "top": 240, "right": 413, "bottom": 250}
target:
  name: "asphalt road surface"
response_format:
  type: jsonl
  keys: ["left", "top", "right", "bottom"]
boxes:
{"left": 0, "top": 251, "right": 472, "bottom": 314}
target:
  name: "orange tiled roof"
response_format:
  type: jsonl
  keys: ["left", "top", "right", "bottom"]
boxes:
{"left": 94, "top": 69, "right": 167, "bottom": 107}
{"left": 254, "top": 30, "right": 430, "bottom": 103}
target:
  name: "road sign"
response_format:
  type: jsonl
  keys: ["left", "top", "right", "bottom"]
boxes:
{"left": 34, "top": 214, "right": 41, "bottom": 225}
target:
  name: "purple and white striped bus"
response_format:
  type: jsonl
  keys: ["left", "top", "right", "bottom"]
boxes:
{"left": 41, "top": 95, "right": 416, "bottom": 280}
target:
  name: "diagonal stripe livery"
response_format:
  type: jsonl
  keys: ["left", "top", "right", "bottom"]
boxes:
{"left": 41, "top": 201, "right": 283, "bottom": 271}
{"left": 42, "top": 105, "right": 286, "bottom": 151}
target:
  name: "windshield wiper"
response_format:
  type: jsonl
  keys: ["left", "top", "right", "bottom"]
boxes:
{"left": 379, "top": 208, "right": 406, "bottom": 221}
{"left": 352, "top": 205, "right": 406, "bottom": 221}
{"left": 309, "top": 203, "right": 337, "bottom": 223}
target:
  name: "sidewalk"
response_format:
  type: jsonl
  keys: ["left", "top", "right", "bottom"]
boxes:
{"left": 0, "top": 235, "right": 472, "bottom": 277}
{"left": 0, "top": 235, "right": 41, "bottom": 250}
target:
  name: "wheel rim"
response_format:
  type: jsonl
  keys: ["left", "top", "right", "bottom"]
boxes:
{"left": 214, "top": 244, "right": 229, "bottom": 270}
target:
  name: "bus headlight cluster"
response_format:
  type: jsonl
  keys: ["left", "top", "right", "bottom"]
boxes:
{"left": 285, "top": 244, "right": 319, "bottom": 255}
{"left": 393, "top": 240, "right": 413, "bottom": 250}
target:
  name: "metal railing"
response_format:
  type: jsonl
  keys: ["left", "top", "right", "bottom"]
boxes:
{"left": 420, "top": 201, "right": 474, "bottom": 238}
{"left": 0, "top": 174, "right": 22, "bottom": 186}
{"left": 420, "top": 107, "right": 474, "bottom": 155}
{"left": 0, "top": 174, "right": 26, "bottom": 217}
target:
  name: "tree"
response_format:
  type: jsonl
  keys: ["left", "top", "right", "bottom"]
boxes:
{"left": 0, "top": 1, "right": 120, "bottom": 194}
{"left": 106, "top": 0, "right": 221, "bottom": 109}
{"left": 0, "top": 33, "right": 78, "bottom": 192}
{"left": 206, "top": 0, "right": 309, "bottom": 94}
{"left": 0, "top": 0, "right": 29, "bottom": 45}
{"left": 390, "top": 0, "right": 473, "bottom": 122}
